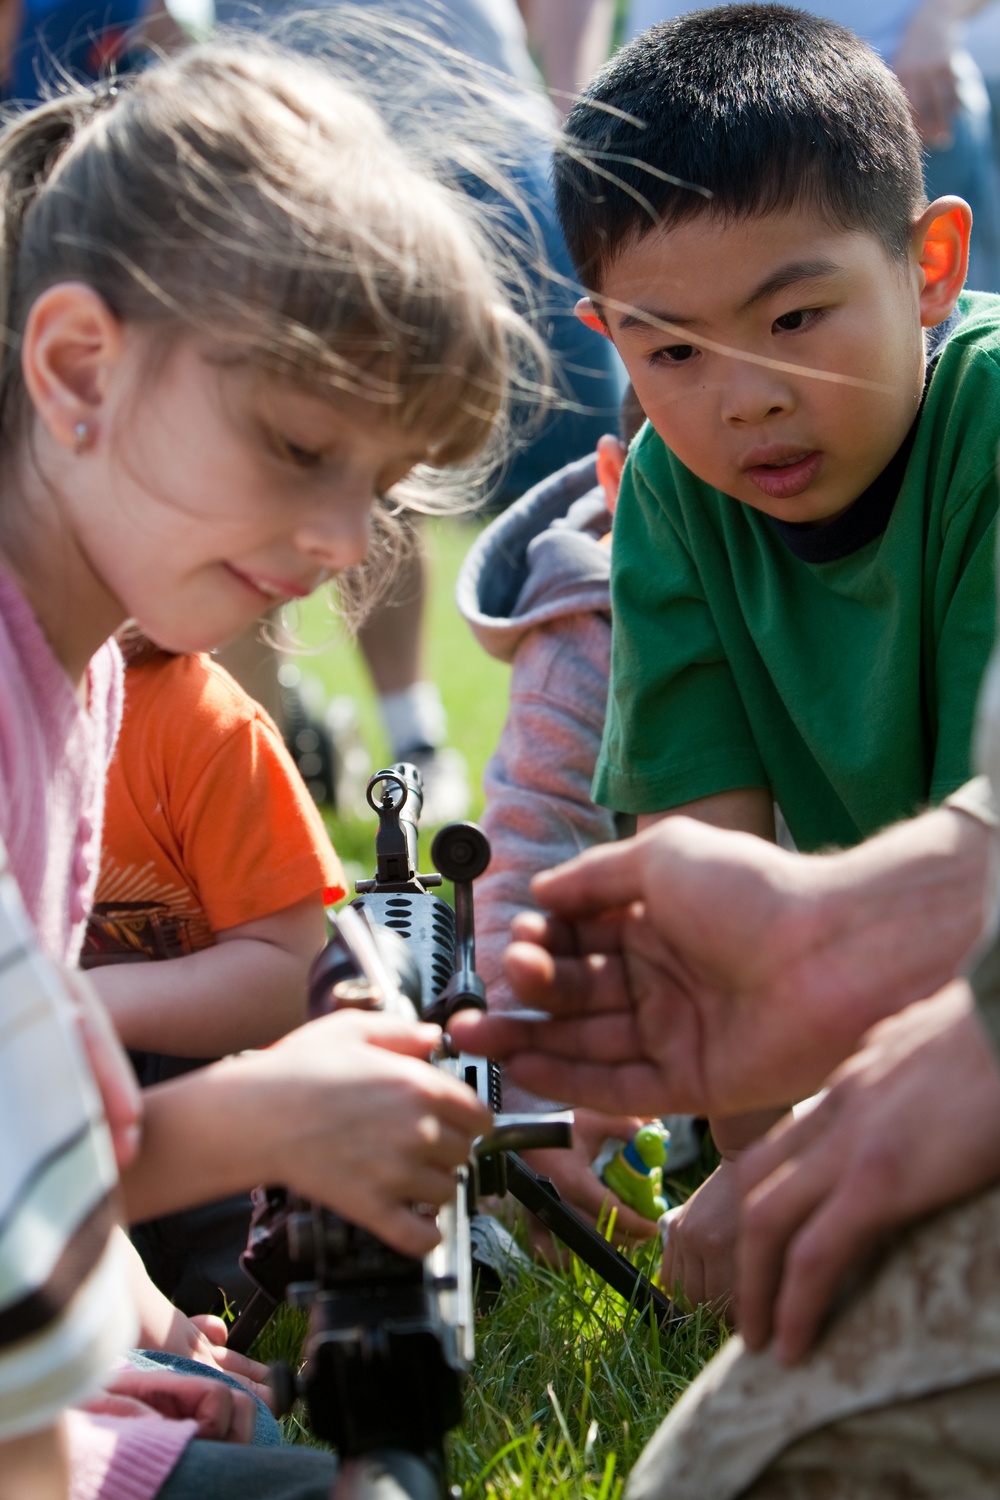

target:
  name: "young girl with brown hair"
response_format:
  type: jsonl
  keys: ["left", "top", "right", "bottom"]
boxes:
{"left": 0, "top": 39, "right": 535, "bottom": 1499}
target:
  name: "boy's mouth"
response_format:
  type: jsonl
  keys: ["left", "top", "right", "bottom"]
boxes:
{"left": 744, "top": 449, "right": 822, "bottom": 500}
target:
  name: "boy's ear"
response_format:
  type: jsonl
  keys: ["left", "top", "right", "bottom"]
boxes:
{"left": 576, "top": 297, "right": 611, "bottom": 339}
{"left": 912, "top": 197, "right": 972, "bottom": 328}
{"left": 20, "top": 282, "right": 124, "bottom": 452}
{"left": 595, "top": 434, "right": 627, "bottom": 513}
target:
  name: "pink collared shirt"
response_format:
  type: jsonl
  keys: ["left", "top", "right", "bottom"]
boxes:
{"left": 0, "top": 565, "right": 196, "bottom": 1498}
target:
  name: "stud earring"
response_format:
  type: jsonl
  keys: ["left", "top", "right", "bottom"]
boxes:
{"left": 73, "top": 421, "right": 90, "bottom": 456}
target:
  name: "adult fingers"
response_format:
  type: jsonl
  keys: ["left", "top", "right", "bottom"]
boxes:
{"left": 510, "top": 909, "right": 632, "bottom": 958}
{"left": 507, "top": 1053, "right": 680, "bottom": 1116}
{"left": 509, "top": 910, "right": 577, "bottom": 955}
{"left": 452, "top": 1008, "right": 642, "bottom": 1066}
{"left": 738, "top": 1100, "right": 833, "bottom": 1199}
{"left": 599, "top": 1113, "right": 651, "bottom": 1139}
{"left": 530, "top": 838, "right": 652, "bottom": 917}
{"left": 504, "top": 944, "right": 633, "bottom": 1017}
{"left": 770, "top": 1179, "right": 888, "bottom": 1365}
{"left": 446, "top": 1010, "right": 642, "bottom": 1073}
{"left": 737, "top": 1148, "right": 833, "bottom": 1353}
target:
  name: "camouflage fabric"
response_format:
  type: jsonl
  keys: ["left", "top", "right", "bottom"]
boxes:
{"left": 627, "top": 1184, "right": 1000, "bottom": 1500}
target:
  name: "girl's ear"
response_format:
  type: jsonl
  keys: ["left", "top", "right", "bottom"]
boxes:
{"left": 575, "top": 297, "right": 611, "bottom": 339}
{"left": 20, "top": 283, "right": 125, "bottom": 451}
{"left": 913, "top": 197, "right": 972, "bottom": 329}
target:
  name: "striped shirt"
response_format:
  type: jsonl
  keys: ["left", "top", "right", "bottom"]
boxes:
{"left": 0, "top": 836, "right": 134, "bottom": 1438}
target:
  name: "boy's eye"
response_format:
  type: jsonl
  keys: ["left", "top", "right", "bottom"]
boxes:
{"left": 773, "top": 308, "right": 818, "bottom": 333}
{"left": 650, "top": 343, "right": 696, "bottom": 366}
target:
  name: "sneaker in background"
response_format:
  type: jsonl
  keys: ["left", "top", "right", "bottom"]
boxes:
{"left": 399, "top": 744, "right": 472, "bottom": 826}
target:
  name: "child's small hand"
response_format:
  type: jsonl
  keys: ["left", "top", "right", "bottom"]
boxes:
{"left": 521, "top": 1108, "right": 657, "bottom": 1257}
{"left": 660, "top": 1158, "right": 740, "bottom": 1317}
{"left": 83, "top": 1367, "right": 257, "bottom": 1443}
{"left": 181, "top": 1316, "right": 273, "bottom": 1409}
{"left": 258, "top": 1009, "right": 492, "bottom": 1257}
{"left": 123, "top": 1236, "right": 274, "bottom": 1407}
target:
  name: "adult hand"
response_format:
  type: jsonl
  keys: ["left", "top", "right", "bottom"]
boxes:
{"left": 83, "top": 1367, "right": 257, "bottom": 1443}
{"left": 520, "top": 1108, "right": 656, "bottom": 1256}
{"left": 660, "top": 1158, "right": 740, "bottom": 1317}
{"left": 893, "top": 1, "right": 961, "bottom": 148}
{"left": 737, "top": 980, "right": 1000, "bottom": 1366}
{"left": 447, "top": 811, "right": 989, "bottom": 1120}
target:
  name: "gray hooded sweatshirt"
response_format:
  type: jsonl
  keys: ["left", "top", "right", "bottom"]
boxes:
{"left": 456, "top": 453, "right": 618, "bottom": 1109}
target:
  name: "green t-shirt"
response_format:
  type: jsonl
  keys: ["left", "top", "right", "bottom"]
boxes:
{"left": 594, "top": 293, "right": 1000, "bottom": 852}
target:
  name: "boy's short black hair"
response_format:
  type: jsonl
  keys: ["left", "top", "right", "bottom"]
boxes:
{"left": 555, "top": 4, "right": 926, "bottom": 291}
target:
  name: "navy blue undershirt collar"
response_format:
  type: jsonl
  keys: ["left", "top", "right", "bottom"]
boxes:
{"left": 765, "top": 308, "right": 962, "bottom": 564}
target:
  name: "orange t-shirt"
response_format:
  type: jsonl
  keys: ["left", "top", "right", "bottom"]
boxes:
{"left": 83, "top": 652, "right": 345, "bottom": 964}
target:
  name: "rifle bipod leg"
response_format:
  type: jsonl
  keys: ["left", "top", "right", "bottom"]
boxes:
{"left": 225, "top": 1285, "right": 280, "bottom": 1355}
{"left": 504, "top": 1154, "right": 679, "bottom": 1329}
{"left": 331, "top": 1449, "right": 447, "bottom": 1500}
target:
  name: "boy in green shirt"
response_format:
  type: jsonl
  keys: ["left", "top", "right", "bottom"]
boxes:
{"left": 551, "top": 3, "right": 999, "bottom": 1307}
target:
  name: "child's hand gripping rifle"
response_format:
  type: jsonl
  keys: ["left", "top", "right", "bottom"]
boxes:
{"left": 229, "top": 764, "right": 674, "bottom": 1500}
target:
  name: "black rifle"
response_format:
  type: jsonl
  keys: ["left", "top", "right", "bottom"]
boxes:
{"left": 228, "top": 765, "right": 675, "bottom": 1500}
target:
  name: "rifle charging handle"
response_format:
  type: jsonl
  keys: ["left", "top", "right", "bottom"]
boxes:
{"left": 430, "top": 824, "right": 490, "bottom": 884}
{"left": 425, "top": 823, "right": 490, "bottom": 1024}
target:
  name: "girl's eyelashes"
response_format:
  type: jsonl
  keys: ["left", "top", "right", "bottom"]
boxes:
{"left": 278, "top": 435, "right": 325, "bottom": 470}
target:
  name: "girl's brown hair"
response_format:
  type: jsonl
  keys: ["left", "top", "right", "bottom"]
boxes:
{"left": 0, "top": 44, "right": 544, "bottom": 618}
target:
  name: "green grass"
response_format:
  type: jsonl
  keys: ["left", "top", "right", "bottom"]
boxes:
{"left": 267, "top": 518, "right": 722, "bottom": 1493}
{"left": 251, "top": 1223, "right": 725, "bottom": 1497}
